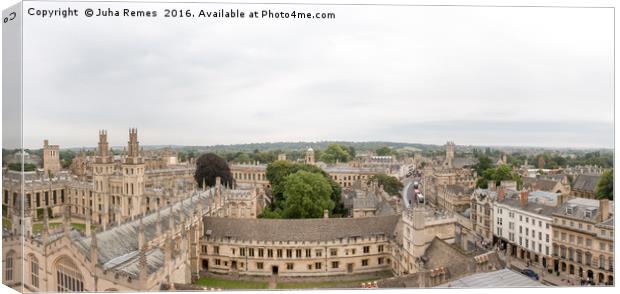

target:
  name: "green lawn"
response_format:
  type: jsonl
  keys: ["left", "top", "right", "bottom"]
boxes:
{"left": 32, "top": 222, "right": 95, "bottom": 234}
{"left": 2, "top": 218, "right": 11, "bottom": 229}
{"left": 194, "top": 277, "right": 268, "bottom": 289}
{"left": 276, "top": 278, "right": 379, "bottom": 289}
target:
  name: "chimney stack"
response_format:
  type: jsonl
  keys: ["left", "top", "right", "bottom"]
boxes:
{"left": 600, "top": 199, "right": 610, "bottom": 221}
{"left": 498, "top": 187, "right": 506, "bottom": 202}
{"left": 519, "top": 190, "right": 529, "bottom": 208}
{"left": 488, "top": 181, "right": 496, "bottom": 191}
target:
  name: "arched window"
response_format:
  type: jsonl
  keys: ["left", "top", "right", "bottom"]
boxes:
{"left": 55, "top": 257, "right": 84, "bottom": 292}
{"left": 5, "top": 251, "right": 14, "bottom": 282}
{"left": 30, "top": 255, "right": 39, "bottom": 288}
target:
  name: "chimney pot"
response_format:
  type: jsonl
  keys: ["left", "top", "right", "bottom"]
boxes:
{"left": 488, "top": 181, "right": 496, "bottom": 191}
{"left": 498, "top": 187, "right": 506, "bottom": 201}
{"left": 519, "top": 190, "right": 528, "bottom": 207}
{"left": 600, "top": 199, "right": 610, "bottom": 221}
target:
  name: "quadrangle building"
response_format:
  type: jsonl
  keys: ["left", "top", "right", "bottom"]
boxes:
{"left": 3, "top": 129, "right": 467, "bottom": 293}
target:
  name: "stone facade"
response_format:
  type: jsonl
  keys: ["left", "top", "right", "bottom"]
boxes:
{"left": 551, "top": 198, "right": 614, "bottom": 285}
{"left": 198, "top": 207, "right": 457, "bottom": 279}
{"left": 230, "top": 161, "right": 390, "bottom": 190}
{"left": 2, "top": 189, "right": 214, "bottom": 292}
{"left": 3, "top": 130, "right": 197, "bottom": 229}
{"left": 324, "top": 165, "right": 388, "bottom": 188}
{"left": 493, "top": 189, "right": 555, "bottom": 270}
{"left": 570, "top": 174, "right": 601, "bottom": 199}
{"left": 200, "top": 215, "right": 398, "bottom": 277}
{"left": 434, "top": 184, "right": 472, "bottom": 214}
{"left": 229, "top": 163, "right": 270, "bottom": 188}
{"left": 42, "top": 140, "right": 61, "bottom": 177}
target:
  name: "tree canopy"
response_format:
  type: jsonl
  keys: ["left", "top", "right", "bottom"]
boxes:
{"left": 264, "top": 160, "right": 344, "bottom": 218}
{"left": 596, "top": 169, "right": 613, "bottom": 200}
{"left": 8, "top": 163, "right": 36, "bottom": 172}
{"left": 279, "top": 170, "right": 335, "bottom": 218}
{"left": 319, "top": 144, "right": 353, "bottom": 163}
{"left": 476, "top": 164, "right": 522, "bottom": 189}
{"left": 194, "top": 153, "right": 235, "bottom": 188}
{"left": 376, "top": 146, "right": 396, "bottom": 156}
{"left": 368, "top": 174, "right": 403, "bottom": 197}
{"left": 472, "top": 154, "right": 493, "bottom": 176}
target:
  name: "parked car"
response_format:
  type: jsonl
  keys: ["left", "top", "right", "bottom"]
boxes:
{"left": 520, "top": 269, "right": 539, "bottom": 280}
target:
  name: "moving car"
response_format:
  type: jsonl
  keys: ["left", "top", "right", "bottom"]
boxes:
{"left": 520, "top": 269, "right": 539, "bottom": 281}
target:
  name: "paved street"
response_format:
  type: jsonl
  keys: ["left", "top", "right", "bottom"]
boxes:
{"left": 499, "top": 250, "right": 583, "bottom": 287}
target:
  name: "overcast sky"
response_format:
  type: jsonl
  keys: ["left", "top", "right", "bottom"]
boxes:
{"left": 20, "top": 2, "right": 613, "bottom": 149}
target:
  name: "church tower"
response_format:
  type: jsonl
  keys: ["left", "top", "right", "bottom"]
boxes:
{"left": 445, "top": 141, "right": 455, "bottom": 169}
{"left": 43, "top": 139, "right": 61, "bottom": 177}
{"left": 93, "top": 130, "right": 114, "bottom": 226}
{"left": 305, "top": 147, "right": 315, "bottom": 165}
{"left": 122, "top": 128, "right": 146, "bottom": 220}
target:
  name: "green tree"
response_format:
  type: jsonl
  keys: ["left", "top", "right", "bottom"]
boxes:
{"left": 476, "top": 178, "right": 489, "bottom": 189}
{"left": 59, "top": 150, "right": 76, "bottom": 169}
{"left": 473, "top": 155, "right": 493, "bottom": 176}
{"left": 8, "top": 163, "right": 36, "bottom": 171}
{"left": 265, "top": 161, "right": 344, "bottom": 216}
{"left": 368, "top": 174, "right": 404, "bottom": 197}
{"left": 376, "top": 146, "right": 395, "bottom": 156}
{"left": 596, "top": 169, "right": 613, "bottom": 200}
{"left": 194, "top": 153, "right": 235, "bottom": 188}
{"left": 347, "top": 146, "right": 357, "bottom": 158}
{"left": 319, "top": 144, "right": 352, "bottom": 163}
{"left": 280, "top": 171, "right": 334, "bottom": 219}
{"left": 266, "top": 160, "right": 297, "bottom": 203}
{"left": 258, "top": 207, "right": 283, "bottom": 219}
{"left": 476, "top": 164, "right": 522, "bottom": 189}
{"left": 234, "top": 153, "right": 252, "bottom": 163}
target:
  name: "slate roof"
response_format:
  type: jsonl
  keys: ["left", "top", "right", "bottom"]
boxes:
{"left": 598, "top": 216, "right": 614, "bottom": 228}
{"left": 375, "top": 201, "right": 396, "bottom": 216}
{"left": 446, "top": 184, "right": 472, "bottom": 195}
{"left": 421, "top": 237, "right": 472, "bottom": 270}
{"left": 572, "top": 174, "right": 601, "bottom": 193}
{"left": 452, "top": 157, "right": 475, "bottom": 169}
{"left": 553, "top": 198, "right": 601, "bottom": 222}
{"left": 203, "top": 215, "right": 400, "bottom": 242}
{"left": 495, "top": 197, "right": 556, "bottom": 217}
{"left": 72, "top": 189, "right": 211, "bottom": 276}
{"left": 437, "top": 269, "right": 543, "bottom": 288}
{"left": 522, "top": 177, "right": 560, "bottom": 192}
{"left": 323, "top": 165, "right": 386, "bottom": 174}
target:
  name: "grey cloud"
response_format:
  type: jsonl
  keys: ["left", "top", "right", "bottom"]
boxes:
{"left": 18, "top": 2, "right": 613, "bottom": 149}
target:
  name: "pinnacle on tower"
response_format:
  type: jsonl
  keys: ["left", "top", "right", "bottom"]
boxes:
{"left": 156, "top": 207, "right": 162, "bottom": 236}
{"left": 138, "top": 243, "right": 148, "bottom": 282}
{"left": 63, "top": 204, "right": 72, "bottom": 238}
{"left": 90, "top": 224, "right": 98, "bottom": 267}
{"left": 85, "top": 208, "right": 92, "bottom": 237}
{"left": 169, "top": 208, "right": 175, "bottom": 232}
{"left": 98, "top": 129, "right": 110, "bottom": 157}
{"left": 42, "top": 203, "right": 50, "bottom": 243}
{"left": 138, "top": 214, "right": 145, "bottom": 249}
{"left": 127, "top": 128, "right": 140, "bottom": 159}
